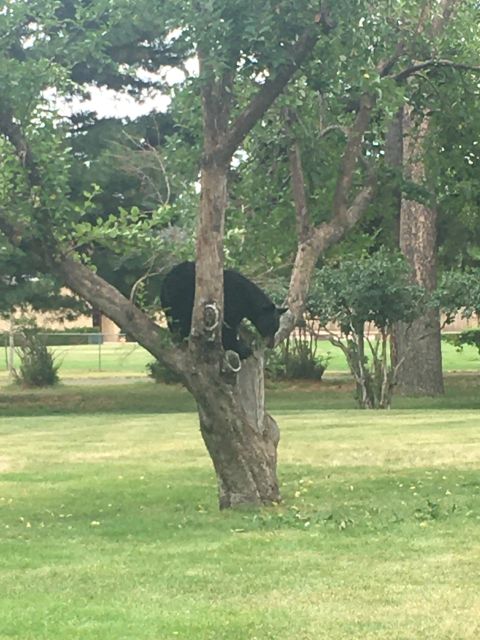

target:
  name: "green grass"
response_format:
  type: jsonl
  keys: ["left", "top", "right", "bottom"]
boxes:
{"left": 1, "top": 338, "right": 479, "bottom": 383}
{"left": 1, "top": 342, "right": 150, "bottom": 379}
{"left": 1, "top": 378, "right": 479, "bottom": 639}
{"left": 0, "top": 374, "right": 479, "bottom": 418}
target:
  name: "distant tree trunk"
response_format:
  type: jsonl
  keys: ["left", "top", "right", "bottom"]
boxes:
{"left": 395, "top": 106, "right": 444, "bottom": 396}
{"left": 394, "top": 0, "right": 461, "bottom": 396}
{"left": 385, "top": 109, "right": 403, "bottom": 372}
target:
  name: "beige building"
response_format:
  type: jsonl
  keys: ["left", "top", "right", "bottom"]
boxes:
{"left": 0, "top": 292, "right": 123, "bottom": 342}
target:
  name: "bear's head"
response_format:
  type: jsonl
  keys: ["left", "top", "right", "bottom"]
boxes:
{"left": 254, "top": 304, "right": 288, "bottom": 347}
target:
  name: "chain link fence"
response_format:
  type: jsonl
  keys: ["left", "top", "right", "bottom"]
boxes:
{"left": 2, "top": 332, "right": 152, "bottom": 378}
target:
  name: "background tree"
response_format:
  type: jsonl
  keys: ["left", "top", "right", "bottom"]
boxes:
{"left": 1, "top": 0, "right": 478, "bottom": 508}
{"left": 393, "top": 0, "right": 480, "bottom": 395}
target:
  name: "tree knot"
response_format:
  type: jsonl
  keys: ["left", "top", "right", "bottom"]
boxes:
{"left": 203, "top": 302, "right": 220, "bottom": 340}
{"left": 222, "top": 349, "right": 242, "bottom": 376}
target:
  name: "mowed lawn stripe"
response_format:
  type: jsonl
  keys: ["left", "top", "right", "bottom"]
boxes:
{"left": 1, "top": 406, "right": 479, "bottom": 639}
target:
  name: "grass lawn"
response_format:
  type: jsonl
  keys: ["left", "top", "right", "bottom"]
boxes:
{"left": 0, "top": 377, "right": 479, "bottom": 639}
{"left": 1, "top": 338, "right": 479, "bottom": 383}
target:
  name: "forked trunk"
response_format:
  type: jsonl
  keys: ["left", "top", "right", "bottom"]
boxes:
{"left": 186, "top": 352, "right": 280, "bottom": 509}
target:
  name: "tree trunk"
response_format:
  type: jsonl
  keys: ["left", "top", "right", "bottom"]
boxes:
{"left": 188, "top": 161, "right": 280, "bottom": 507}
{"left": 396, "top": 106, "right": 444, "bottom": 396}
{"left": 187, "top": 59, "right": 281, "bottom": 508}
{"left": 185, "top": 351, "right": 280, "bottom": 508}
{"left": 384, "top": 107, "right": 403, "bottom": 244}
{"left": 394, "top": 0, "right": 461, "bottom": 396}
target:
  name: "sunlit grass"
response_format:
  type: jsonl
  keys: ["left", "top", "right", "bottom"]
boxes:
{"left": 1, "top": 388, "right": 479, "bottom": 639}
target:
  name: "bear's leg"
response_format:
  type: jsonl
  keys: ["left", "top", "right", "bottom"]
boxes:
{"left": 166, "top": 312, "right": 191, "bottom": 341}
{"left": 222, "top": 325, "right": 252, "bottom": 359}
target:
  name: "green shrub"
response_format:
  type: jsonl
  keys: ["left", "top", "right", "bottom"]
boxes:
{"left": 266, "top": 326, "right": 329, "bottom": 381}
{"left": 308, "top": 249, "right": 426, "bottom": 408}
{"left": 444, "top": 328, "right": 480, "bottom": 355}
{"left": 14, "top": 331, "right": 60, "bottom": 387}
{"left": 146, "top": 359, "right": 182, "bottom": 384}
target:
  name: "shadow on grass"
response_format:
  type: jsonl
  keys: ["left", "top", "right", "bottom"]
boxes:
{"left": 2, "top": 462, "right": 478, "bottom": 550}
{"left": 0, "top": 374, "right": 479, "bottom": 417}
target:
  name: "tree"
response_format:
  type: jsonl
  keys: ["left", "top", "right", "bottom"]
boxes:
{"left": 0, "top": 0, "right": 332, "bottom": 507}
{"left": 394, "top": 0, "right": 480, "bottom": 395}
{"left": 307, "top": 250, "right": 425, "bottom": 408}
{"left": 1, "top": 0, "right": 477, "bottom": 508}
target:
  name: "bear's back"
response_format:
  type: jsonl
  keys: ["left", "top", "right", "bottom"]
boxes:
{"left": 223, "top": 269, "right": 270, "bottom": 325}
{"left": 161, "top": 261, "right": 272, "bottom": 329}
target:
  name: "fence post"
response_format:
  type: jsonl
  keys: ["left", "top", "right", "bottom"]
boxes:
{"left": 6, "top": 313, "right": 16, "bottom": 378}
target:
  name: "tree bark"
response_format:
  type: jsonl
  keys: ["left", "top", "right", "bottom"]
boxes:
{"left": 394, "top": 0, "right": 461, "bottom": 396}
{"left": 395, "top": 108, "right": 444, "bottom": 396}
{"left": 188, "top": 352, "right": 280, "bottom": 508}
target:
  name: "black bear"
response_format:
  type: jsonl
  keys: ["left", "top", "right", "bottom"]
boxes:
{"left": 161, "top": 261, "right": 287, "bottom": 359}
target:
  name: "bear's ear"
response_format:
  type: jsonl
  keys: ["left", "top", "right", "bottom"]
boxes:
{"left": 277, "top": 307, "right": 288, "bottom": 315}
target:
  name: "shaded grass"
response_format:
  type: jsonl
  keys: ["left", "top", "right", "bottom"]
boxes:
{"left": 1, "top": 408, "right": 479, "bottom": 639}
{"left": 0, "top": 373, "right": 479, "bottom": 417}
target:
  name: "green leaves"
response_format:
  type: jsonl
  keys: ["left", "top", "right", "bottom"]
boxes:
{"left": 308, "top": 248, "right": 426, "bottom": 333}
{"left": 435, "top": 269, "right": 480, "bottom": 324}
{"left": 306, "top": 249, "right": 427, "bottom": 408}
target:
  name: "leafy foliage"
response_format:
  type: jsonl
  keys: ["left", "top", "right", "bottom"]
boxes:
{"left": 266, "top": 326, "right": 330, "bottom": 381}
{"left": 435, "top": 269, "right": 480, "bottom": 325}
{"left": 307, "top": 249, "right": 426, "bottom": 408}
{"left": 146, "top": 359, "right": 182, "bottom": 385}
{"left": 13, "top": 329, "right": 60, "bottom": 387}
{"left": 308, "top": 249, "right": 425, "bottom": 332}
{"left": 444, "top": 328, "right": 480, "bottom": 356}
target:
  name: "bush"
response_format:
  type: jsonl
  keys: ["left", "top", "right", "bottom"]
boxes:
{"left": 14, "top": 330, "right": 60, "bottom": 387}
{"left": 308, "top": 249, "right": 426, "bottom": 409}
{"left": 146, "top": 359, "right": 182, "bottom": 384}
{"left": 444, "top": 328, "right": 480, "bottom": 355}
{"left": 266, "top": 325, "right": 329, "bottom": 381}
{"left": 435, "top": 269, "right": 480, "bottom": 325}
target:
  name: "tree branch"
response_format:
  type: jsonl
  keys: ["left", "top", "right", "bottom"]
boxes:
{"left": 319, "top": 124, "right": 349, "bottom": 138}
{"left": 55, "top": 256, "right": 184, "bottom": 372}
{"left": 0, "top": 105, "right": 42, "bottom": 187}
{"left": 214, "top": 12, "right": 334, "bottom": 165}
{"left": 284, "top": 108, "right": 311, "bottom": 242}
{"left": 332, "top": 93, "right": 375, "bottom": 218}
{"left": 276, "top": 22, "right": 434, "bottom": 343}
{"left": 276, "top": 91, "right": 377, "bottom": 342}
{"left": 393, "top": 59, "right": 480, "bottom": 83}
